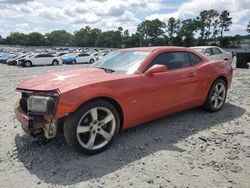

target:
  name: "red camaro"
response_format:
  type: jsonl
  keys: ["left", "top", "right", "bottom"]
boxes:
{"left": 14, "top": 47, "right": 233, "bottom": 154}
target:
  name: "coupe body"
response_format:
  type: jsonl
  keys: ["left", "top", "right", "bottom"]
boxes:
{"left": 14, "top": 47, "right": 233, "bottom": 154}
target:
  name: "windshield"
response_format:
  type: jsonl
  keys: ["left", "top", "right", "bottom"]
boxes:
{"left": 91, "top": 50, "right": 151, "bottom": 74}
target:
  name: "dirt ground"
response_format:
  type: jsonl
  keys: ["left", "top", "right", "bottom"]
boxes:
{"left": 0, "top": 63, "right": 249, "bottom": 188}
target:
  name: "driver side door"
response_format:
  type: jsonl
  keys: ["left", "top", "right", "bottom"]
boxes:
{"left": 138, "top": 51, "right": 199, "bottom": 122}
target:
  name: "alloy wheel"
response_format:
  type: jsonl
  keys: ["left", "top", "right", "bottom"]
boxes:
{"left": 211, "top": 82, "right": 226, "bottom": 109}
{"left": 76, "top": 107, "right": 116, "bottom": 150}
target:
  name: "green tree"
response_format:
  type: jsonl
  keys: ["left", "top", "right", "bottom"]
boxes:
{"left": 0, "top": 35, "right": 3, "bottom": 44}
{"left": 218, "top": 10, "right": 232, "bottom": 37}
{"left": 197, "top": 10, "right": 219, "bottom": 43}
{"left": 45, "top": 30, "right": 72, "bottom": 46}
{"left": 246, "top": 21, "right": 250, "bottom": 33}
{"left": 74, "top": 27, "right": 103, "bottom": 47}
{"left": 27, "top": 32, "right": 45, "bottom": 46}
{"left": 220, "top": 36, "right": 231, "bottom": 47}
{"left": 5, "top": 32, "right": 28, "bottom": 46}
{"left": 166, "top": 17, "right": 181, "bottom": 45}
{"left": 137, "top": 19, "right": 166, "bottom": 46}
{"left": 178, "top": 19, "right": 199, "bottom": 46}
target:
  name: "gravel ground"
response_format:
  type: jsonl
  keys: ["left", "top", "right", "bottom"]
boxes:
{"left": 0, "top": 64, "right": 249, "bottom": 188}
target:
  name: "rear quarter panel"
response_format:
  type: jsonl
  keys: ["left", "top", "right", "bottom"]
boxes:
{"left": 196, "top": 60, "right": 233, "bottom": 104}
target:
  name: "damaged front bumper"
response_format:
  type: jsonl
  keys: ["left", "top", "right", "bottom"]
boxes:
{"left": 14, "top": 101, "right": 57, "bottom": 139}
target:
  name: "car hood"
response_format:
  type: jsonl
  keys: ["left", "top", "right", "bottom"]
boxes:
{"left": 16, "top": 68, "right": 128, "bottom": 93}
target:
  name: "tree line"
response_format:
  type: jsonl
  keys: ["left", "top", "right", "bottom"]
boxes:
{"left": 0, "top": 9, "right": 249, "bottom": 48}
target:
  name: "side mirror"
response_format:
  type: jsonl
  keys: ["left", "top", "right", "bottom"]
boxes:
{"left": 145, "top": 64, "right": 168, "bottom": 77}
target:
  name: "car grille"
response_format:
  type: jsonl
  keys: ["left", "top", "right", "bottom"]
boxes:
{"left": 20, "top": 92, "right": 29, "bottom": 113}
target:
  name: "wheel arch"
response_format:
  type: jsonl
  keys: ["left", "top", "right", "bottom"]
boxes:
{"left": 70, "top": 96, "right": 124, "bottom": 131}
{"left": 204, "top": 75, "right": 228, "bottom": 103}
{"left": 215, "top": 75, "right": 228, "bottom": 88}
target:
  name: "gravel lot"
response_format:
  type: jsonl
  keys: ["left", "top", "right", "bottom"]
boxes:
{"left": 0, "top": 64, "right": 249, "bottom": 188}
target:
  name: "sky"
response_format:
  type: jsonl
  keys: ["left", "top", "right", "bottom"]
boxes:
{"left": 0, "top": 0, "right": 249, "bottom": 37}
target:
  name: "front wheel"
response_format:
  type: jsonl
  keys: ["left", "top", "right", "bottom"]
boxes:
{"left": 63, "top": 100, "right": 120, "bottom": 154}
{"left": 203, "top": 79, "right": 227, "bottom": 112}
{"left": 89, "top": 59, "right": 94, "bottom": 64}
{"left": 24, "top": 61, "right": 32, "bottom": 67}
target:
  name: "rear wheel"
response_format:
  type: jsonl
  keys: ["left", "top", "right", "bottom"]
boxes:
{"left": 52, "top": 60, "right": 59, "bottom": 66}
{"left": 203, "top": 79, "right": 227, "bottom": 112}
{"left": 64, "top": 100, "right": 120, "bottom": 154}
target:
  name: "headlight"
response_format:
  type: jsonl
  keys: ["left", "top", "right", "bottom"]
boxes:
{"left": 27, "top": 96, "right": 56, "bottom": 114}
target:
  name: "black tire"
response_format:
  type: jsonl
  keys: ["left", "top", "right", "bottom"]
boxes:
{"left": 89, "top": 59, "right": 94, "bottom": 64}
{"left": 52, "top": 60, "right": 59, "bottom": 66}
{"left": 25, "top": 61, "right": 32, "bottom": 67}
{"left": 203, "top": 78, "right": 227, "bottom": 112}
{"left": 64, "top": 100, "right": 120, "bottom": 155}
{"left": 72, "top": 60, "right": 76, "bottom": 64}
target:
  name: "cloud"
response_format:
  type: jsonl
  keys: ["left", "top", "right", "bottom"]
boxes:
{"left": 146, "top": 0, "right": 250, "bottom": 35}
{"left": 0, "top": 0, "right": 33, "bottom": 4}
{"left": 0, "top": 0, "right": 249, "bottom": 37}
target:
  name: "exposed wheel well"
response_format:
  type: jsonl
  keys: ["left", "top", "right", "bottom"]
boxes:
{"left": 73, "top": 97, "right": 124, "bottom": 131}
{"left": 52, "top": 59, "right": 59, "bottom": 64}
{"left": 216, "top": 76, "right": 228, "bottom": 88}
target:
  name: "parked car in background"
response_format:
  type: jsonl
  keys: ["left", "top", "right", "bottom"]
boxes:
{"left": 14, "top": 47, "right": 233, "bottom": 154}
{"left": 96, "top": 50, "right": 110, "bottom": 60}
{"left": 191, "top": 46, "right": 233, "bottom": 64}
{"left": 7, "top": 54, "right": 26, "bottom": 65}
{"left": 62, "top": 54, "right": 77, "bottom": 64}
{"left": 17, "top": 54, "right": 34, "bottom": 66}
{"left": 75, "top": 53, "right": 95, "bottom": 64}
{"left": 0, "top": 54, "right": 16, "bottom": 64}
{"left": 21, "top": 53, "right": 63, "bottom": 67}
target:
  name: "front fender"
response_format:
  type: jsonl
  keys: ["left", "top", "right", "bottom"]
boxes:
{"left": 55, "top": 85, "right": 121, "bottom": 119}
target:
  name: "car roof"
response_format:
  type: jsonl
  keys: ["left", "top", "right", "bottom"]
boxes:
{"left": 120, "top": 46, "right": 190, "bottom": 52}
{"left": 190, "top": 46, "right": 220, "bottom": 49}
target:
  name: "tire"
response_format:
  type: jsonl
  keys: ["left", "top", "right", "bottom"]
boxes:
{"left": 24, "top": 61, "right": 32, "bottom": 67}
{"left": 203, "top": 79, "right": 227, "bottom": 112}
{"left": 89, "top": 59, "right": 94, "bottom": 64}
{"left": 52, "top": 60, "right": 59, "bottom": 66}
{"left": 64, "top": 100, "right": 120, "bottom": 155}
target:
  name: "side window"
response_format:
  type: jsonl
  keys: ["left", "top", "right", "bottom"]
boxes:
{"left": 212, "top": 48, "right": 222, "bottom": 55}
{"left": 43, "top": 54, "right": 53, "bottom": 57}
{"left": 204, "top": 48, "right": 213, "bottom": 56}
{"left": 78, "top": 54, "right": 83, "bottom": 57}
{"left": 82, "top": 54, "right": 89, "bottom": 56}
{"left": 188, "top": 52, "right": 203, "bottom": 65}
{"left": 146, "top": 52, "right": 190, "bottom": 71}
{"left": 35, "top": 54, "right": 43, "bottom": 58}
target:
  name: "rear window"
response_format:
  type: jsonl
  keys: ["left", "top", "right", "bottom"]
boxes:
{"left": 188, "top": 52, "right": 203, "bottom": 65}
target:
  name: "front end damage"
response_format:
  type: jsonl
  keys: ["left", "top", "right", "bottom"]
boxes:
{"left": 14, "top": 90, "right": 60, "bottom": 139}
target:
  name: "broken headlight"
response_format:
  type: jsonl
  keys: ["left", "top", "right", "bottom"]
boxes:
{"left": 27, "top": 95, "right": 56, "bottom": 114}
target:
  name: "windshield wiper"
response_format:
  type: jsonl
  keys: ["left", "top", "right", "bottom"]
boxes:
{"left": 96, "top": 67, "right": 115, "bottom": 73}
